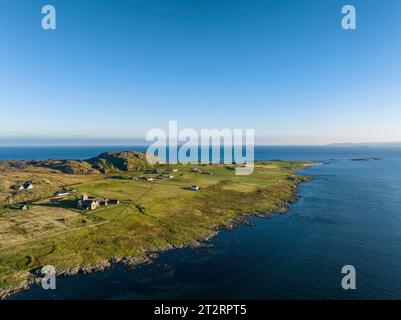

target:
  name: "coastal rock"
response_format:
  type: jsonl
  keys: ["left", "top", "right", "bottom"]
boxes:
{"left": 0, "top": 282, "right": 29, "bottom": 299}
{"left": 254, "top": 211, "right": 274, "bottom": 218}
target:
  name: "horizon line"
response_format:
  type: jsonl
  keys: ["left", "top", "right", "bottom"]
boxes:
{"left": 0, "top": 143, "right": 401, "bottom": 148}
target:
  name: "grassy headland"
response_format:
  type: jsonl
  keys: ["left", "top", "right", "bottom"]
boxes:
{"left": 0, "top": 151, "right": 313, "bottom": 297}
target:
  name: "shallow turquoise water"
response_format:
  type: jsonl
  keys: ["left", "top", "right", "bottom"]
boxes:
{"left": 6, "top": 146, "right": 401, "bottom": 299}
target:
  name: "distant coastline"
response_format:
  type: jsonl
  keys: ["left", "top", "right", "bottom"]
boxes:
{"left": 326, "top": 141, "right": 401, "bottom": 148}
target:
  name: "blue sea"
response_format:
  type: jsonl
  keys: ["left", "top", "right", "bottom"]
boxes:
{"left": 4, "top": 146, "right": 401, "bottom": 299}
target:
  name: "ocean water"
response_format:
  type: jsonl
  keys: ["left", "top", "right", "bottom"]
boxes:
{"left": 5, "top": 146, "right": 401, "bottom": 299}
{"left": 0, "top": 146, "right": 148, "bottom": 161}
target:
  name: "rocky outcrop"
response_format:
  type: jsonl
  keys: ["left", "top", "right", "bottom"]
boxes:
{"left": 0, "top": 253, "right": 158, "bottom": 299}
{"left": 87, "top": 151, "right": 163, "bottom": 173}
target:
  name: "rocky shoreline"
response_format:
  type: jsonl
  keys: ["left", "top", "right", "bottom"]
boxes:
{"left": 0, "top": 170, "right": 309, "bottom": 300}
{"left": 0, "top": 254, "right": 155, "bottom": 299}
{"left": 0, "top": 210, "right": 290, "bottom": 299}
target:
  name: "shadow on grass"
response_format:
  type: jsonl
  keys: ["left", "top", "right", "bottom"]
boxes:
{"left": 33, "top": 199, "right": 77, "bottom": 210}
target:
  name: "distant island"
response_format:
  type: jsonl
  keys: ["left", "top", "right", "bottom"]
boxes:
{"left": 326, "top": 141, "right": 401, "bottom": 147}
{"left": 350, "top": 157, "right": 381, "bottom": 162}
{"left": 0, "top": 151, "right": 314, "bottom": 298}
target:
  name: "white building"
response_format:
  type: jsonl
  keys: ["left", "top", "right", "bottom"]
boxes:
{"left": 56, "top": 192, "right": 70, "bottom": 197}
{"left": 19, "top": 183, "right": 34, "bottom": 190}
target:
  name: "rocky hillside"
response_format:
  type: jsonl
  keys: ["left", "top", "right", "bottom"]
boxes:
{"left": 0, "top": 151, "right": 163, "bottom": 174}
{"left": 34, "top": 159, "right": 100, "bottom": 174}
{"left": 2, "top": 159, "right": 99, "bottom": 174}
{"left": 87, "top": 151, "right": 163, "bottom": 173}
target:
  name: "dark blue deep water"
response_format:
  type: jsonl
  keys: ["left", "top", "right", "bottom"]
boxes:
{"left": 5, "top": 146, "right": 401, "bottom": 299}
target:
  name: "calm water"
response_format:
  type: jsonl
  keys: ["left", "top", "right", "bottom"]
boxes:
{"left": 5, "top": 146, "right": 401, "bottom": 299}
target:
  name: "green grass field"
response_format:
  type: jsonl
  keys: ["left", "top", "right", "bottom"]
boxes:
{"left": 0, "top": 161, "right": 310, "bottom": 291}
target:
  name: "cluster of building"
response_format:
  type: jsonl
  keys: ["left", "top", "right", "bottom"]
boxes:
{"left": 14, "top": 166, "right": 205, "bottom": 213}
{"left": 76, "top": 194, "right": 120, "bottom": 211}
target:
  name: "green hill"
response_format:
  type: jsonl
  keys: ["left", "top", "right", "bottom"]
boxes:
{"left": 86, "top": 151, "right": 163, "bottom": 173}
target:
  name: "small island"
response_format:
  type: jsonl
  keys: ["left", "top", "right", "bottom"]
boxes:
{"left": 0, "top": 151, "right": 313, "bottom": 298}
{"left": 350, "top": 157, "right": 381, "bottom": 161}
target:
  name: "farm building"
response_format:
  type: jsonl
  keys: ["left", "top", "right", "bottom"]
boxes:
{"left": 76, "top": 194, "right": 119, "bottom": 210}
{"left": 77, "top": 198, "right": 100, "bottom": 210}
{"left": 77, "top": 194, "right": 105, "bottom": 210}
{"left": 19, "top": 204, "right": 29, "bottom": 210}
{"left": 19, "top": 182, "right": 34, "bottom": 190}
{"left": 55, "top": 191, "right": 70, "bottom": 197}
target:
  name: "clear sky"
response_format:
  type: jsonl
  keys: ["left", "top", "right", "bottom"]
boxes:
{"left": 1, "top": 0, "right": 400, "bottom": 145}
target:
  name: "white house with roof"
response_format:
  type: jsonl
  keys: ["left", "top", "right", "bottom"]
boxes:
{"left": 19, "top": 182, "right": 34, "bottom": 190}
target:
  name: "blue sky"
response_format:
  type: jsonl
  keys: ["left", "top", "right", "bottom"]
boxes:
{"left": 0, "top": 0, "right": 400, "bottom": 145}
